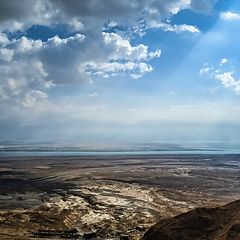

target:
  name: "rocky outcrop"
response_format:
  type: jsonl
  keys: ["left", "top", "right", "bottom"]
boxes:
{"left": 141, "top": 200, "right": 240, "bottom": 240}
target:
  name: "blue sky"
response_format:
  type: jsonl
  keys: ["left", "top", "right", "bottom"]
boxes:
{"left": 0, "top": 0, "right": 240, "bottom": 144}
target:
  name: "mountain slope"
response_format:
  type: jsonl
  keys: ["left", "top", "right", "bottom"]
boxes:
{"left": 141, "top": 200, "right": 240, "bottom": 240}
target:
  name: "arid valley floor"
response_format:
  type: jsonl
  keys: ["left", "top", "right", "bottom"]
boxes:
{"left": 0, "top": 154, "right": 240, "bottom": 239}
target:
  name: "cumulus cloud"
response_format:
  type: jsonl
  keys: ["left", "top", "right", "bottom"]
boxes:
{"left": 0, "top": 58, "right": 52, "bottom": 104}
{"left": 0, "top": 33, "right": 10, "bottom": 45}
{"left": 0, "top": 48, "right": 14, "bottom": 62}
{"left": 199, "top": 66, "right": 211, "bottom": 74}
{"left": 149, "top": 21, "right": 200, "bottom": 33}
{"left": 83, "top": 61, "right": 153, "bottom": 79}
{"left": 215, "top": 72, "right": 240, "bottom": 95}
{"left": 22, "top": 90, "right": 48, "bottom": 107}
{"left": 219, "top": 58, "right": 227, "bottom": 65}
{"left": 102, "top": 32, "right": 161, "bottom": 61}
{"left": 0, "top": 0, "right": 55, "bottom": 31}
{"left": 43, "top": 32, "right": 160, "bottom": 82}
{"left": 220, "top": 11, "right": 240, "bottom": 21}
{"left": 200, "top": 59, "right": 240, "bottom": 95}
{"left": 0, "top": 33, "right": 87, "bottom": 105}
{"left": 81, "top": 32, "right": 160, "bottom": 79}
{"left": 0, "top": 0, "right": 214, "bottom": 32}
{"left": 0, "top": 0, "right": 183, "bottom": 26}
{"left": 0, "top": 0, "right": 215, "bottom": 106}
{"left": 0, "top": 34, "right": 84, "bottom": 105}
{"left": 0, "top": 30, "right": 161, "bottom": 105}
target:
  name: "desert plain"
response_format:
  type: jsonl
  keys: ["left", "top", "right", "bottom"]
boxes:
{"left": 0, "top": 154, "right": 239, "bottom": 239}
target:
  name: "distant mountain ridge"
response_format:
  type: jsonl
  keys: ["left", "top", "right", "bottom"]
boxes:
{"left": 141, "top": 200, "right": 240, "bottom": 240}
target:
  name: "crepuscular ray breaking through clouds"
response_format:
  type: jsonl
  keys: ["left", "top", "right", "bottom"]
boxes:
{"left": 1, "top": 0, "right": 240, "bottom": 144}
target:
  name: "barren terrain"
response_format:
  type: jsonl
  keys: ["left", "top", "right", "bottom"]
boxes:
{"left": 0, "top": 154, "right": 239, "bottom": 239}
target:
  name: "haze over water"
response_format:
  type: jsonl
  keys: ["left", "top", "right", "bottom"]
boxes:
{"left": 1, "top": 143, "right": 240, "bottom": 157}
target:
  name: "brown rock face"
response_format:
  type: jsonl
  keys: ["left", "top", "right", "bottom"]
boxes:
{"left": 141, "top": 200, "right": 240, "bottom": 240}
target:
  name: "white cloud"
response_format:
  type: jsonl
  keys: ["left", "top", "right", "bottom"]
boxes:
{"left": 103, "top": 32, "right": 148, "bottom": 60}
{"left": 83, "top": 61, "right": 153, "bottom": 79}
{"left": 102, "top": 32, "right": 161, "bottom": 61}
{"left": 215, "top": 72, "right": 235, "bottom": 87}
{"left": 16, "top": 37, "right": 43, "bottom": 52}
{"left": 215, "top": 71, "right": 240, "bottom": 95}
{"left": 0, "top": 0, "right": 210, "bottom": 34}
{"left": 0, "top": 58, "right": 52, "bottom": 105}
{"left": 0, "top": 48, "right": 14, "bottom": 62}
{"left": 149, "top": 21, "right": 200, "bottom": 33}
{"left": 149, "top": 50, "right": 162, "bottom": 58}
{"left": 0, "top": 31, "right": 161, "bottom": 105}
{"left": 200, "top": 66, "right": 211, "bottom": 74}
{"left": 0, "top": 0, "right": 214, "bottom": 108}
{"left": 47, "top": 34, "right": 85, "bottom": 46}
{"left": 200, "top": 59, "right": 240, "bottom": 95}
{"left": 9, "top": 21, "right": 24, "bottom": 31}
{"left": 173, "top": 24, "right": 200, "bottom": 33}
{"left": 220, "top": 11, "right": 240, "bottom": 21}
{"left": 0, "top": 33, "right": 10, "bottom": 46}
{"left": 69, "top": 18, "right": 84, "bottom": 31}
{"left": 21, "top": 90, "right": 48, "bottom": 107}
{"left": 81, "top": 32, "right": 160, "bottom": 79}
{"left": 0, "top": 33, "right": 89, "bottom": 106}
{"left": 148, "top": 0, "right": 191, "bottom": 16}
{"left": 220, "top": 58, "right": 228, "bottom": 65}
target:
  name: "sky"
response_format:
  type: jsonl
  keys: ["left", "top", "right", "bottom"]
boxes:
{"left": 0, "top": 0, "right": 240, "bottom": 145}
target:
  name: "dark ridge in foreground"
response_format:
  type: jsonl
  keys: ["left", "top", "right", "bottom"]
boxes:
{"left": 141, "top": 200, "right": 240, "bottom": 240}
